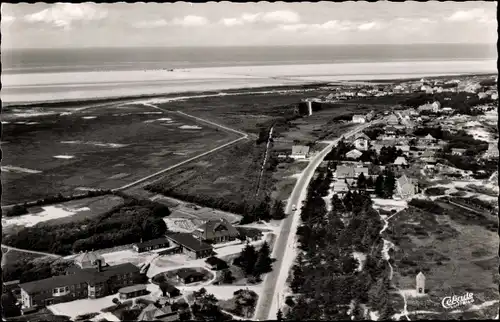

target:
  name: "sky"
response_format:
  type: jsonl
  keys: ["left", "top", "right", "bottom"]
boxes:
{"left": 1, "top": 2, "right": 497, "bottom": 49}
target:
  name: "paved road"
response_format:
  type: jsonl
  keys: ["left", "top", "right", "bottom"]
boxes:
{"left": 254, "top": 120, "right": 377, "bottom": 320}
{"left": 1, "top": 244, "right": 61, "bottom": 261}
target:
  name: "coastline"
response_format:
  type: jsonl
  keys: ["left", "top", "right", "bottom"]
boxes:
{"left": 1, "top": 59, "right": 497, "bottom": 106}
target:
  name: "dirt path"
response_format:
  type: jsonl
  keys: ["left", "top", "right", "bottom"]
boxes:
{"left": 1, "top": 244, "right": 61, "bottom": 259}
{"left": 114, "top": 103, "right": 249, "bottom": 191}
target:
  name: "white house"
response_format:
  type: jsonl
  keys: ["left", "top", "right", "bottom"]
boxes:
{"left": 291, "top": 145, "right": 310, "bottom": 159}
{"left": 346, "top": 149, "right": 363, "bottom": 160}
{"left": 352, "top": 115, "right": 366, "bottom": 123}
{"left": 393, "top": 156, "right": 408, "bottom": 166}
{"left": 353, "top": 133, "right": 370, "bottom": 151}
{"left": 395, "top": 175, "right": 418, "bottom": 199}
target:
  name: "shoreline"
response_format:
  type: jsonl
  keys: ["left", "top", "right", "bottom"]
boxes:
{"left": 2, "top": 59, "right": 497, "bottom": 107}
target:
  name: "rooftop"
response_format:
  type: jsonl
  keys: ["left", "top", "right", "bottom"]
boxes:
{"left": 119, "top": 284, "right": 147, "bottom": 294}
{"left": 134, "top": 237, "right": 170, "bottom": 249}
{"left": 166, "top": 232, "right": 213, "bottom": 252}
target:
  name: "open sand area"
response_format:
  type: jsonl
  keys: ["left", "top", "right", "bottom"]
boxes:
{"left": 2, "top": 60, "right": 496, "bottom": 104}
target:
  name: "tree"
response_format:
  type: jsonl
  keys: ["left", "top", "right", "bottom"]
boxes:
{"left": 254, "top": 241, "right": 273, "bottom": 276}
{"left": 159, "top": 281, "right": 170, "bottom": 297}
{"left": 112, "top": 298, "right": 121, "bottom": 305}
{"left": 1, "top": 291, "right": 20, "bottom": 318}
{"left": 383, "top": 170, "right": 396, "bottom": 199}
{"left": 235, "top": 242, "right": 258, "bottom": 275}
{"left": 271, "top": 200, "right": 286, "bottom": 220}
{"left": 221, "top": 269, "right": 234, "bottom": 284}
{"left": 357, "top": 173, "right": 367, "bottom": 190}
{"left": 290, "top": 256, "right": 305, "bottom": 293}
{"left": 277, "top": 308, "right": 283, "bottom": 321}
{"left": 375, "top": 175, "right": 385, "bottom": 198}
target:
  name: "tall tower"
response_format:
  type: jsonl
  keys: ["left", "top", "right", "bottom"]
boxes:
{"left": 416, "top": 271, "right": 426, "bottom": 294}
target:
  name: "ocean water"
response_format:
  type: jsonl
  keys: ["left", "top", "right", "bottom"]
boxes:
{"left": 2, "top": 44, "right": 497, "bottom": 74}
{"left": 1, "top": 44, "right": 497, "bottom": 104}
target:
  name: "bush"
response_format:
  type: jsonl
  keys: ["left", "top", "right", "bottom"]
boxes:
{"left": 408, "top": 199, "right": 444, "bottom": 215}
{"left": 5, "top": 204, "right": 29, "bottom": 217}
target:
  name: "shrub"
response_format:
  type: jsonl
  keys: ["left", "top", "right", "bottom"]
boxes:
{"left": 408, "top": 199, "right": 444, "bottom": 215}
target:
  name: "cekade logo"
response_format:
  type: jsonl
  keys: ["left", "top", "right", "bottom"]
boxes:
{"left": 441, "top": 292, "right": 474, "bottom": 309}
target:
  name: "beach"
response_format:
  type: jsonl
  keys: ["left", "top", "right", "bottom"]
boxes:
{"left": 2, "top": 59, "right": 496, "bottom": 105}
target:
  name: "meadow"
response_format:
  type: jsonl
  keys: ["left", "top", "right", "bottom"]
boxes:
{"left": 1, "top": 103, "right": 235, "bottom": 204}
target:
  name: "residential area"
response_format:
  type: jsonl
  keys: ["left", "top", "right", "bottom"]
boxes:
{"left": 2, "top": 73, "right": 498, "bottom": 322}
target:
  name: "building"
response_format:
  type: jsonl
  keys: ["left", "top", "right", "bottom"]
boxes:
{"left": 353, "top": 167, "right": 369, "bottom": 177}
{"left": 353, "top": 133, "right": 370, "bottom": 151}
{"left": 352, "top": 115, "right": 366, "bottom": 123}
{"left": 441, "top": 107, "right": 454, "bottom": 114}
{"left": 385, "top": 126, "right": 397, "bottom": 135}
{"left": 420, "top": 134, "right": 436, "bottom": 144}
{"left": 393, "top": 156, "right": 408, "bottom": 167}
{"left": 3, "top": 280, "right": 21, "bottom": 300}
{"left": 165, "top": 233, "right": 213, "bottom": 259}
{"left": 431, "top": 101, "right": 441, "bottom": 111}
{"left": 175, "top": 268, "right": 205, "bottom": 284}
{"left": 416, "top": 272, "right": 426, "bottom": 294}
{"left": 133, "top": 237, "right": 170, "bottom": 253}
{"left": 396, "top": 145, "right": 410, "bottom": 156}
{"left": 205, "top": 257, "right": 228, "bottom": 271}
{"left": 19, "top": 262, "right": 140, "bottom": 309}
{"left": 192, "top": 218, "right": 239, "bottom": 244}
{"left": 73, "top": 251, "right": 106, "bottom": 269}
{"left": 387, "top": 114, "right": 399, "bottom": 125}
{"left": 137, "top": 303, "right": 179, "bottom": 322}
{"left": 395, "top": 175, "right": 418, "bottom": 199}
{"left": 290, "top": 145, "right": 310, "bottom": 159}
{"left": 451, "top": 148, "right": 467, "bottom": 156}
{"left": 483, "top": 143, "right": 499, "bottom": 159}
{"left": 346, "top": 149, "right": 363, "bottom": 160}
{"left": 336, "top": 166, "right": 355, "bottom": 179}
{"left": 118, "top": 284, "right": 148, "bottom": 300}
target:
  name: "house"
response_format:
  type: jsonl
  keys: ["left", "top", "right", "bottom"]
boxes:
{"left": 423, "top": 157, "right": 438, "bottom": 169}
{"left": 192, "top": 218, "right": 240, "bottom": 244}
{"left": 420, "top": 134, "right": 436, "bottom": 144}
{"left": 332, "top": 180, "right": 349, "bottom": 194}
{"left": 74, "top": 251, "right": 106, "bottom": 269}
{"left": 393, "top": 156, "right": 408, "bottom": 166}
{"left": 353, "top": 167, "right": 369, "bottom": 177}
{"left": 441, "top": 107, "right": 454, "bottom": 114}
{"left": 336, "top": 166, "right": 355, "bottom": 179}
{"left": 118, "top": 284, "right": 148, "bottom": 300}
{"left": 431, "top": 101, "right": 441, "bottom": 111}
{"left": 165, "top": 233, "right": 213, "bottom": 259}
{"left": 396, "top": 145, "right": 410, "bottom": 156}
{"left": 133, "top": 237, "right": 170, "bottom": 253}
{"left": 387, "top": 114, "right": 399, "bottom": 125}
{"left": 451, "top": 148, "right": 467, "bottom": 156}
{"left": 137, "top": 303, "right": 179, "bottom": 322}
{"left": 395, "top": 175, "right": 418, "bottom": 199}
{"left": 346, "top": 149, "right": 363, "bottom": 160}
{"left": 352, "top": 115, "right": 366, "bottom": 123}
{"left": 385, "top": 126, "right": 397, "bottom": 135}
{"left": 175, "top": 268, "right": 205, "bottom": 284}
{"left": 483, "top": 143, "right": 499, "bottom": 158}
{"left": 421, "top": 150, "right": 435, "bottom": 159}
{"left": 416, "top": 272, "right": 426, "bottom": 294}
{"left": 19, "top": 262, "right": 140, "bottom": 309}
{"left": 353, "top": 133, "right": 370, "bottom": 151}
{"left": 204, "top": 256, "right": 228, "bottom": 271}
{"left": 3, "top": 280, "right": 21, "bottom": 300}
{"left": 290, "top": 145, "right": 310, "bottom": 159}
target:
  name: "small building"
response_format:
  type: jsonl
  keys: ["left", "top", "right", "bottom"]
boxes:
{"left": 192, "top": 218, "right": 240, "bottom": 244}
{"left": 133, "top": 237, "right": 170, "bottom": 253}
{"left": 416, "top": 272, "right": 426, "bottom": 294}
{"left": 451, "top": 148, "right": 467, "bottom": 156}
{"left": 73, "top": 251, "right": 106, "bottom": 269}
{"left": 387, "top": 114, "right": 399, "bottom": 125}
{"left": 3, "top": 280, "right": 21, "bottom": 299}
{"left": 290, "top": 145, "right": 310, "bottom": 159}
{"left": 336, "top": 166, "right": 355, "bottom": 179}
{"left": 137, "top": 303, "right": 179, "bottom": 322}
{"left": 393, "top": 156, "right": 408, "bottom": 167}
{"left": 158, "top": 282, "right": 181, "bottom": 298}
{"left": 118, "top": 284, "right": 148, "bottom": 300}
{"left": 395, "top": 175, "right": 418, "bottom": 199}
{"left": 352, "top": 115, "right": 366, "bottom": 123}
{"left": 482, "top": 143, "right": 499, "bottom": 159}
{"left": 346, "top": 149, "right": 363, "bottom": 160}
{"left": 175, "top": 268, "right": 205, "bottom": 284}
{"left": 165, "top": 233, "right": 213, "bottom": 259}
{"left": 385, "top": 126, "right": 397, "bottom": 135}
{"left": 441, "top": 107, "right": 454, "bottom": 114}
{"left": 353, "top": 133, "right": 370, "bottom": 151}
{"left": 204, "top": 256, "right": 228, "bottom": 271}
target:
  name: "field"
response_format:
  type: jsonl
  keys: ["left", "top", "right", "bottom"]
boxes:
{"left": 2, "top": 195, "right": 125, "bottom": 232}
{"left": 1, "top": 102, "right": 236, "bottom": 204}
{"left": 385, "top": 204, "right": 499, "bottom": 319}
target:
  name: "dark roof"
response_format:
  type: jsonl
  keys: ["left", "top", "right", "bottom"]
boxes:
{"left": 119, "top": 284, "right": 147, "bottom": 294}
{"left": 160, "top": 282, "right": 180, "bottom": 293}
{"left": 20, "top": 263, "right": 139, "bottom": 294}
{"left": 194, "top": 219, "right": 239, "bottom": 241}
{"left": 165, "top": 233, "right": 213, "bottom": 252}
{"left": 205, "top": 256, "right": 226, "bottom": 266}
{"left": 176, "top": 268, "right": 205, "bottom": 279}
{"left": 134, "top": 237, "right": 170, "bottom": 249}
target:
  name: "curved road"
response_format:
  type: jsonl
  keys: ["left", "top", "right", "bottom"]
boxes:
{"left": 254, "top": 120, "right": 380, "bottom": 320}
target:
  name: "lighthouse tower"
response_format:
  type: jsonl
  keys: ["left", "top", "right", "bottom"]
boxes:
{"left": 416, "top": 271, "right": 426, "bottom": 294}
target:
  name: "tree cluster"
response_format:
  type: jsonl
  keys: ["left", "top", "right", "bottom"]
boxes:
{"left": 190, "top": 288, "right": 231, "bottom": 321}
{"left": 2, "top": 198, "right": 170, "bottom": 255}
{"left": 374, "top": 171, "right": 396, "bottom": 199}
{"left": 233, "top": 241, "right": 273, "bottom": 280}
{"left": 286, "top": 168, "right": 392, "bottom": 320}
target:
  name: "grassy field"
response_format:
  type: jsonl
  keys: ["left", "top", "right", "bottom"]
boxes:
{"left": 1, "top": 103, "right": 236, "bottom": 204}
{"left": 385, "top": 204, "right": 499, "bottom": 318}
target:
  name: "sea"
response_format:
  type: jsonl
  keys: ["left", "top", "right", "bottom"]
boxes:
{"left": 1, "top": 44, "right": 497, "bottom": 104}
